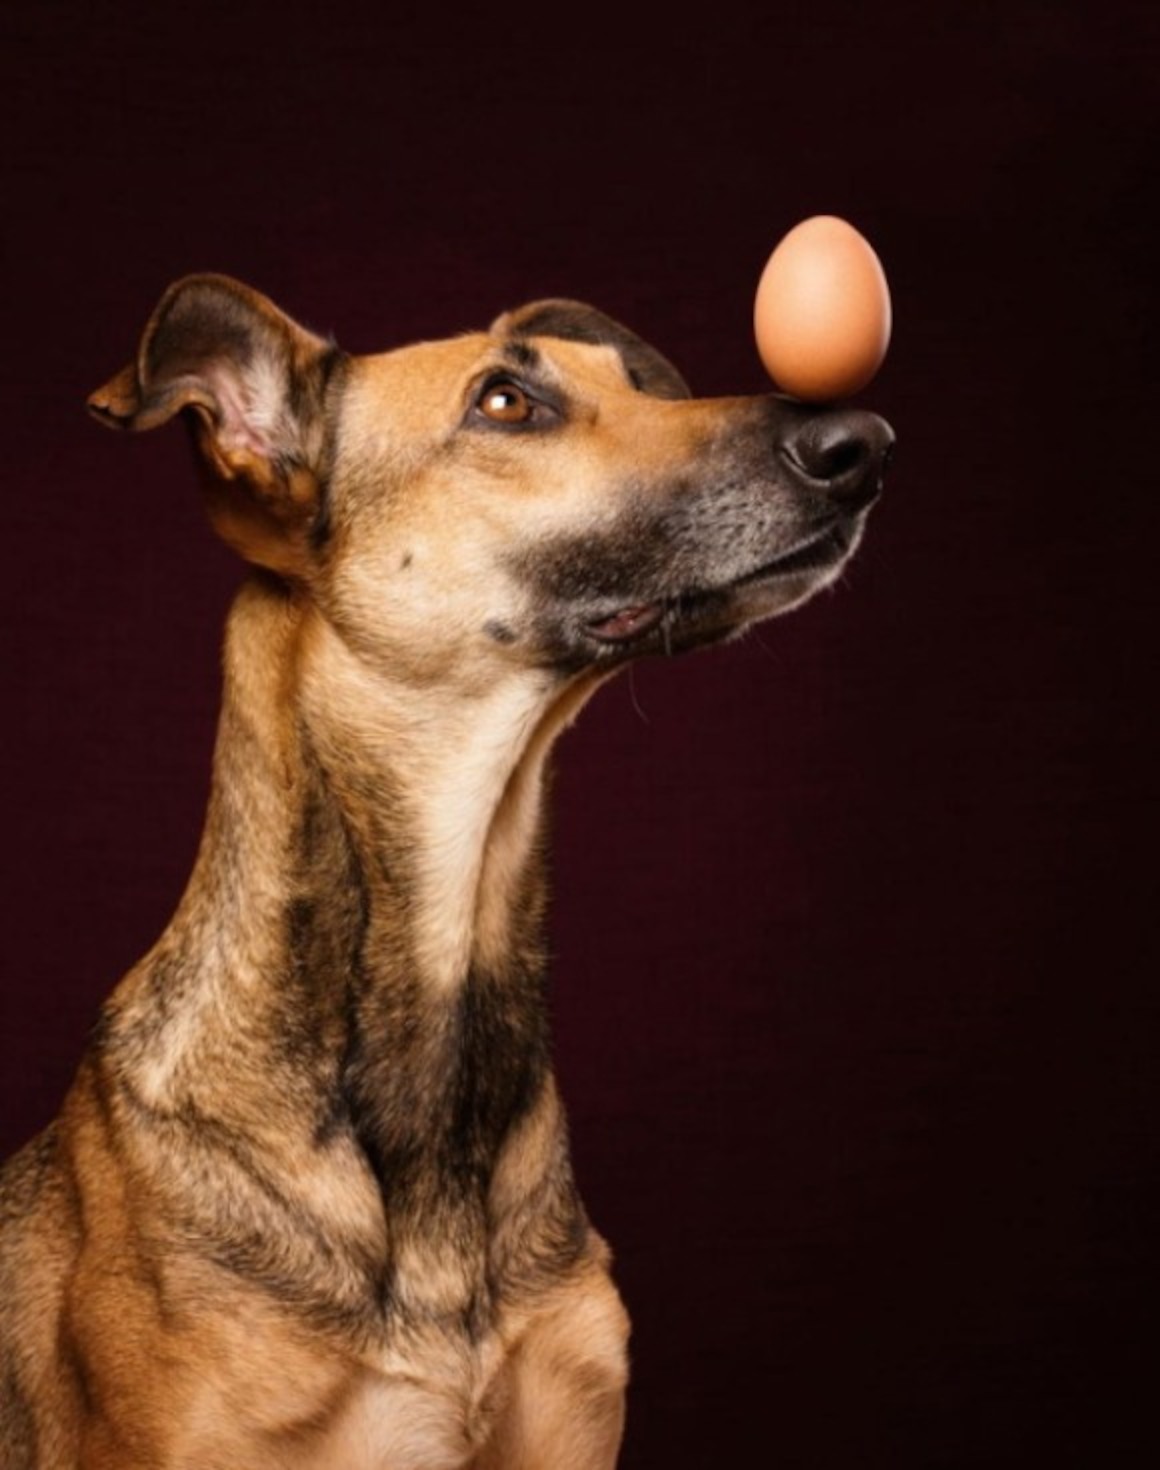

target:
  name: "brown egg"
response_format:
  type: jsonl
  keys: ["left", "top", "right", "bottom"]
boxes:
{"left": 754, "top": 216, "right": 892, "bottom": 401}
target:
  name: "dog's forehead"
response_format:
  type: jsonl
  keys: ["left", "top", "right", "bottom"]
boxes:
{"left": 352, "top": 333, "right": 487, "bottom": 401}
{"left": 342, "top": 328, "right": 635, "bottom": 442}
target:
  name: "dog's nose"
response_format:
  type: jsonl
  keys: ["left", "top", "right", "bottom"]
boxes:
{"left": 783, "top": 408, "right": 895, "bottom": 510}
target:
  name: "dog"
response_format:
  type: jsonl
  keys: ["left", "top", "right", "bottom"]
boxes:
{"left": 0, "top": 274, "right": 892, "bottom": 1468}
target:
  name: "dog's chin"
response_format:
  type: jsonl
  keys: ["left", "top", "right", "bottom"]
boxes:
{"left": 570, "top": 519, "right": 862, "bottom": 663}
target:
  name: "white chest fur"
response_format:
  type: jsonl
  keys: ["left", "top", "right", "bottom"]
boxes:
{"left": 290, "top": 1368, "right": 490, "bottom": 1470}
{"left": 171, "top": 1321, "right": 508, "bottom": 1470}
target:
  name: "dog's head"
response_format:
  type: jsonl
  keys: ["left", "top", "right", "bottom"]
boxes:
{"left": 89, "top": 275, "right": 892, "bottom": 683}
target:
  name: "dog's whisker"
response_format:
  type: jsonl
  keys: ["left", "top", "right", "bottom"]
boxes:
{"left": 626, "top": 666, "right": 650, "bottom": 725}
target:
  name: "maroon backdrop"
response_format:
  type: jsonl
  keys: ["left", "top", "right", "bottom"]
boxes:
{"left": 2, "top": 2, "right": 1154, "bottom": 1465}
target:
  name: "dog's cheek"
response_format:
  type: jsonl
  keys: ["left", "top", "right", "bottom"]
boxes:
{"left": 477, "top": 586, "right": 578, "bottom": 673}
{"left": 315, "top": 531, "right": 532, "bottom": 689}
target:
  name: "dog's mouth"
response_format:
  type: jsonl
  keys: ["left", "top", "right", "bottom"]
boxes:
{"left": 586, "top": 602, "right": 668, "bottom": 642}
{"left": 584, "top": 524, "right": 848, "bottom": 646}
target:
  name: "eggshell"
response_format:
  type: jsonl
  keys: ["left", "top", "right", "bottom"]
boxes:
{"left": 754, "top": 216, "right": 892, "bottom": 400}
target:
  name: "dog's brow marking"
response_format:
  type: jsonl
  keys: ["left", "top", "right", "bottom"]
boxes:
{"left": 499, "top": 341, "right": 542, "bottom": 374}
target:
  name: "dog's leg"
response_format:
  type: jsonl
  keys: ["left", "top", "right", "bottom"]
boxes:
{"left": 474, "top": 1261, "right": 629, "bottom": 1470}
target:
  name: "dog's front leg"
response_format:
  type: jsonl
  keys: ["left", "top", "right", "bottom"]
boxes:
{"left": 475, "top": 1264, "right": 629, "bottom": 1470}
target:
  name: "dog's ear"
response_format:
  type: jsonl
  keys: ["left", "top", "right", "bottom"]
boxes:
{"left": 87, "top": 275, "right": 344, "bottom": 576}
{"left": 494, "top": 299, "right": 691, "bottom": 401}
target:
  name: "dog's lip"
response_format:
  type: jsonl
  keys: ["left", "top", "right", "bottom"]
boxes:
{"left": 585, "top": 602, "right": 667, "bottom": 643}
{"left": 730, "top": 522, "right": 849, "bottom": 587}
{"left": 582, "top": 524, "right": 847, "bottom": 645}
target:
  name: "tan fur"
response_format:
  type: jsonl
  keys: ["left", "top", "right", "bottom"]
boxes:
{"left": 1, "top": 277, "right": 889, "bottom": 1467}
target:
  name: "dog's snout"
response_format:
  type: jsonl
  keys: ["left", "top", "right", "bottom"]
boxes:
{"left": 782, "top": 408, "right": 895, "bottom": 509}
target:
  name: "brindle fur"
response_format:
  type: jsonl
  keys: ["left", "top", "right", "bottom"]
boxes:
{"left": 0, "top": 276, "right": 891, "bottom": 1468}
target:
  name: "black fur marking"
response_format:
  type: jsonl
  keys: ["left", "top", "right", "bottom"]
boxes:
{"left": 509, "top": 299, "right": 691, "bottom": 401}
{"left": 341, "top": 960, "right": 551, "bottom": 1225}
{"left": 0, "top": 1129, "right": 59, "bottom": 1224}
{"left": 307, "top": 346, "right": 350, "bottom": 551}
{"left": 483, "top": 618, "right": 518, "bottom": 645}
{"left": 500, "top": 340, "right": 543, "bottom": 374}
{"left": 0, "top": 1354, "right": 36, "bottom": 1463}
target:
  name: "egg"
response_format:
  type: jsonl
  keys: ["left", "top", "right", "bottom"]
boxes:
{"left": 754, "top": 216, "right": 892, "bottom": 401}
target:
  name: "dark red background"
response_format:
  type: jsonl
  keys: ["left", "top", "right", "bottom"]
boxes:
{"left": 2, "top": 2, "right": 1155, "bottom": 1464}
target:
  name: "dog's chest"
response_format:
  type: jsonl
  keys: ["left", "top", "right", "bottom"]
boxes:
{"left": 287, "top": 1368, "right": 491, "bottom": 1470}
{"left": 180, "top": 1331, "right": 505, "bottom": 1470}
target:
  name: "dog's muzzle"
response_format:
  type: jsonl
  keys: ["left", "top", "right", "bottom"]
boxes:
{"left": 523, "top": 395, "right": 897, "bottom": 664}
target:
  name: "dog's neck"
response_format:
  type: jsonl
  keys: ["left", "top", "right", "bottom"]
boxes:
{"left": 296, "top": 608, "right": 563, "bottom": 995}
{"left": 103, "top": 577, "right": 598, "bottom": 1246}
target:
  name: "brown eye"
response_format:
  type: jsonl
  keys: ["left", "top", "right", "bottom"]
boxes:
{"left": 479, "top": 382, "right": 533, "bottom": 424}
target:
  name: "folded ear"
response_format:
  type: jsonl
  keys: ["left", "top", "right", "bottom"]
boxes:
{"left": 493, "top": 299, "right": 691, "bottom": 400}
{"left": 87, "top": 274, "right": 345, "bottom": 576}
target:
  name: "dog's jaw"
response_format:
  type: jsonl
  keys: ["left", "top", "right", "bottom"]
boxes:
{"left": 517, "top": 494, "right": 874, "bottom": 670}
{"left": 581, "top": 518, "right": 860, "bottom": 651}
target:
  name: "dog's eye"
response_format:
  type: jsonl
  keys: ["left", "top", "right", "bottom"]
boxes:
{"left": 478, "top": 381, "right": 534, "bottom": 424}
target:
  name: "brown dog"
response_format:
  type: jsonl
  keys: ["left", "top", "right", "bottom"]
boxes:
{"left": 0, "top": 276, "right": 892, "bottom": 1468}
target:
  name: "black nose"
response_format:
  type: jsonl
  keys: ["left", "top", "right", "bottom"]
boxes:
{"left": 783, "top": 408, "right": 895, "bottom": 509}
